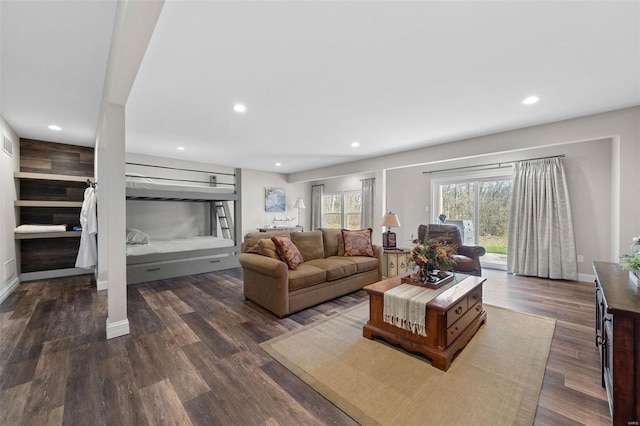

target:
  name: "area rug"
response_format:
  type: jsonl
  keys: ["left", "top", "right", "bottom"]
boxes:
{"left": 260, "top": 303, "right": 555, "bottom": 426}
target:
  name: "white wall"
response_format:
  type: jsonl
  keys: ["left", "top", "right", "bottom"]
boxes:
{"left": 289, "top": 107, "right": 640, "bottom": 280}
{"left": 241, "top": 168, "right": 308, "bottom": 237}
{"left": 0, "top": 115, "right": 19, "bottom": 302}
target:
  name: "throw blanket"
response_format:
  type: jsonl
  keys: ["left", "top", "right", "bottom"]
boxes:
{"left": 15, "top": 224, "right": 67, "bottom": 233}
{"left": 383, "top": 284, "right": 447, "bottom": 336}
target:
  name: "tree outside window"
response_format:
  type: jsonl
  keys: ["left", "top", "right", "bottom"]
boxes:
{"left": 322, "top": 191, "right": 362, "bottom": 229}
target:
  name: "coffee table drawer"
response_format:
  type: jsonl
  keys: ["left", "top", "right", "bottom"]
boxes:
{"left": 467, "top": 286, "right": 482, "bottom": 307}
{"left": 447, "top": 301, "right": 483, "bottom": 346}
{"left": 446, "top": 298, "right": 468, "bottom": 328}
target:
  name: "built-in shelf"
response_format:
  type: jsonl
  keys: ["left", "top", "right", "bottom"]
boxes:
{"left": 15, "top": 231, "right": 81, "bottom": 240}
{"left": 15, "top": 200, "right": 83, "bottom": 207}
{"left": 14, "top": 172, "right": 94, "bottom": 183}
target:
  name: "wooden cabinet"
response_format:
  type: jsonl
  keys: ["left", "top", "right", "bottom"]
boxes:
{"left": 593, "top": 261, "right": 640, "bottom": 426}
{"left": 382, "top": 248, "right": 411, "bottom": 277}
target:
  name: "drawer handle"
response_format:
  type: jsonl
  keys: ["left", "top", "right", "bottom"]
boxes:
{"left": 210, "top": 259, "right": 221, "bottom": 263}
{"left": 147, "top": 267, "right": 160, "bottom": 272}
{"left": 455, "top": 307, "right": 463, "bottom": 315}
{"left": 475, "top": 305, "right": 481, "bottom": 312}
{"left": 472, "top": 294, "right": 479, "bottom": 300}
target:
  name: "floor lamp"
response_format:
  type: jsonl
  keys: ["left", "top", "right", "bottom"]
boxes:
{"left": 294, "top": 198, "right": 306, "bottom": 228}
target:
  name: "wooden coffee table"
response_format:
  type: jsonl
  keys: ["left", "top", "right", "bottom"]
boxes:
{"left": 363, "top": 273, "right": 487, "bottom": 371}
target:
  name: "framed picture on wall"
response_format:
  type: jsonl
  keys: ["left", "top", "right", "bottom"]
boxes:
{"left": 265, "top": 187, "right": 286, "bottom": 212}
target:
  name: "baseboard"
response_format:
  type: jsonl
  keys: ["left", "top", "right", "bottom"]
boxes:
{"left": 578, "top": 272, "right": 595, "bottom": 284}
{"left": 0, "top": 277, "right": 19, "bottom": 304}
{"left": 96, "top": 279, "right": 108, "bottom": 291}
{"left": 106, "top": 318, "right": 130, "bottom": 339}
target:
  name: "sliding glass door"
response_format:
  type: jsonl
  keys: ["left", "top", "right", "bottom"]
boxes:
{"left": 432, "top": 170, "right": 512, "bottom": 269}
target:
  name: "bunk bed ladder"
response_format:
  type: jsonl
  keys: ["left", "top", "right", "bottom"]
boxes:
{"left": 214, "top": 201, "right": 233, "bottom": 239}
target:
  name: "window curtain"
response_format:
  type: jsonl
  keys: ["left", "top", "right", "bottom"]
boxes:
{"left": 507, "top": 157, "right": 578, "bottom": 280}
{"left": 311, "top": 184, "right": 324, "bottom": 230}
{"left": 361, "top": 178, "right": 375, "bottom": 229}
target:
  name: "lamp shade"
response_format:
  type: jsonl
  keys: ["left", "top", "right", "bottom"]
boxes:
{"left": 381, "top": 212, "right": 400, "bottom": 228}
{"left": 294, "top": 198, "right": 306, "bottom": 209}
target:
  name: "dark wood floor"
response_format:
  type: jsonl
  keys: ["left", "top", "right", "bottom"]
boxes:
{"left": 0, "top": 268, "right": 611, "bottom": 425}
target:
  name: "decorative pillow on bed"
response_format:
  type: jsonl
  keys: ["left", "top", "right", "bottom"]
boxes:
{"left": 341, "top": 228, "right": 374, "bottom": 257}
{"left": 258, "top": 238, "right": 282, "bottom": 261}
{"left": 271, "top": 236, "right": 304, "bottom": 270}
{"left": 126, "top": 228, "right": 150, "bottom": 245}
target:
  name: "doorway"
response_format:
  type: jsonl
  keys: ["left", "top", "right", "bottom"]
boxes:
{"left": 432, "top": 169, "right": 513, "bottom": 270}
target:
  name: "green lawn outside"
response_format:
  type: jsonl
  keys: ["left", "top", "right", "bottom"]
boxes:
{"left": 479, "top": 234, "right": 508, "bottom": 254}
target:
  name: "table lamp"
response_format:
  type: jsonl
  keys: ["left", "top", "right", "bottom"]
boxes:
{"left": 381, "top": 211, "right": 401, "bottom": 249}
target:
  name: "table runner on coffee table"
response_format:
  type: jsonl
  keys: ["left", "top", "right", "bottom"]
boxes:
{"left": 383, "top": 281, "right": 456, "bottom": 336}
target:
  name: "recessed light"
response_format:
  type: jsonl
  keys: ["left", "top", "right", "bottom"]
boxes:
{"left": 351, "top": 141, "right": 360, "bottom": 148}
{"left": 233, "top": 104, "right": 247, "bottom": 113}
{"left": 275, "top": 162, "right": 282, "bottom": 167}
{"left": 177, "top": 147, "right": 185, "bottom": 151}
{"left": 521, "top": 96, "right": 540, "bottom": 105}
{"left": 48, "top": 124, "right": 62, "bottom": 131}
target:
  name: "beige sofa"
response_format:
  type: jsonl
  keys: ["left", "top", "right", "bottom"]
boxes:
{"left": 239, "top": 228, "right": 382, "bottom": 317}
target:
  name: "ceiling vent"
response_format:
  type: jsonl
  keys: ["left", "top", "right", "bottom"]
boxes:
{"left": 2, "top": 135, "right": 13, "bottom": 157}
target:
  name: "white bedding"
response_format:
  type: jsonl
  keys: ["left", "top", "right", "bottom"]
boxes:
{"left": 15, "top": 224, "right": 67, "bottom": 233}
{"left": 126, "top": 236, "right": 235, "bottom": 256}
{"left": 126, "top": 175, "right": 235, "bottom": 195}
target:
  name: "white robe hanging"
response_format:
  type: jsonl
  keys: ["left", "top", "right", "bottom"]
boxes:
{"left": 75, "top": 186, "right": 97, "bottom": 269}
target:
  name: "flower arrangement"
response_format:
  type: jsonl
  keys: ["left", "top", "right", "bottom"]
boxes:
{"left": 621, "top": 252, "right": 640, "bottom": 271}
{"left": 409, "top": 239, "right": 455, "bottom": 278}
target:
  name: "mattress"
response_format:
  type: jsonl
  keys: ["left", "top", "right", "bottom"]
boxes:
{"left": 126, "top": 236, "right": 235, "bottom": 257}
{"left": 126, "top": 175, "right": 235, "bottom": 195}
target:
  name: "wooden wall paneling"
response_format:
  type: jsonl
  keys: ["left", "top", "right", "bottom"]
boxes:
{"left": 19, "top": 139, "right": 94, "bottom": 177}
{"left": 20, "top": 239, "right": 81, "bottom": 273}
{"left": 20, "top": 180, "right": 86, "bottom": 202}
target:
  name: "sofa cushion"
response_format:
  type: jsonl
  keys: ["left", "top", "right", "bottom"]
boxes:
{"left": 305, "top": 258, "right": 357, "bottom": 281}
{"left": 288, "top": 264, "right": 327, "bottom": 291}
{"left": 243, "top": 231, "right": 290, "bottom": 254}
{"left": 290, "top": 230, "right": 325, "bottom": 261}
{"left": 321, "top": 228, "right": 345, "bottom": 257}
{"left": 342, "top": 228, "right": 374, "bottom": 257}
{"left": 272, "top": 236, "right": 304, "bottom": 270}
{"left": 258, "top": 238, "right": 281, "bottom": 261}
{"left": 332, "top": 255, "right": 379, "bottom": 273}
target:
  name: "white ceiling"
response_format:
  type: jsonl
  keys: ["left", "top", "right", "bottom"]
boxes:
{"left": 2, "top": 1, "right": 639, "bottom": 174}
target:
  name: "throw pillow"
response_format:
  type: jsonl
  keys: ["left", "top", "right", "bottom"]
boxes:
{"left": 126, "top": 228, "right": 150, "bottom": 245}
{"left": 271, "top": 236, "right": 304, "bottom": 270}
{"left": 341, "top": 228, "right": 374, "bottom": 257}
{"left": 258, "top": 238, "right": 281, "bottom": 261}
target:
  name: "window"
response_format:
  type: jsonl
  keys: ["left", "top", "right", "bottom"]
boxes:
{"left": 432, "top": 168, "right": 513, "bottom": 269}
{"left": 322, "top": 191, "right": 362, "bottom": 229}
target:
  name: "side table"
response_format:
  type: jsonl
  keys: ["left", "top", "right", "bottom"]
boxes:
{"left": 382, "top": 248, "right": 412, "bottom": 277}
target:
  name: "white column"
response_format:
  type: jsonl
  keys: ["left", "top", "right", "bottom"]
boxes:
{"left": 102, "top": 103, "right": 129, "bottom": 339}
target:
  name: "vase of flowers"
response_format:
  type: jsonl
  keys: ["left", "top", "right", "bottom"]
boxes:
{"left": 409, "top": 239, "right": 455, "bottom": 283}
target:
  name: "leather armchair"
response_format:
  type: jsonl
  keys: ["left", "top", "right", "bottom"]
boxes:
{"left": 417, "top": 224, "right": 486, "bottom": 276}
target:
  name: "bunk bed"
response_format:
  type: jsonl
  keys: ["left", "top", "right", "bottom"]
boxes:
{"left": 125, "top": 163, "right": 242, "bottom": 284}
